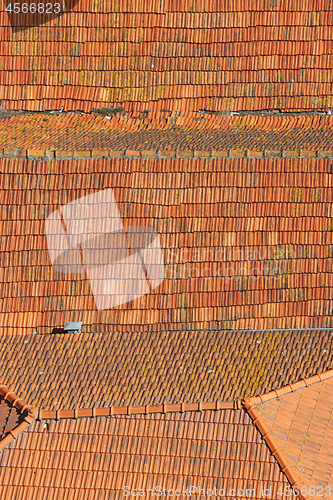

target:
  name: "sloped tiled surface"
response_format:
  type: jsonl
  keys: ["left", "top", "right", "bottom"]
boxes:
{"left": 1, "top": 156, "right": 333, "bottom": 334}
{"left": 2, "top": 2, "right": 333, "bottom": 112}
{"left": 0, "top": 400, "right": 10, "bottom": 440}
{"left": 0, "top": 329, "right": 332, "bottom": 411}
{"left": 258, "top": 378, "right": 333, "bottom": 496}
{"left": 0, "top": 398, "right": 21, "bottom": 441}
{"left": 2, "top": 113, "right": 333, "bottom": 154}
{"left": 0, "top": 410, "right": 293, "bottom": 499}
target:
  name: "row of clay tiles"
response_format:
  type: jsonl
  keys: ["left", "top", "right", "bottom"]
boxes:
{"left": 2, "top": 370, "right": 333, "bottom": 500}
{"left": 37, "top": 369, "right": 333, "bottom": 420}
{"left": 2, "top": 111, "right": 331, "bottom": 127}
{"left": 2, "top": 97, "right": 332, "bottom": 113}
{"left": 2, "top": 0, "right": 332, "bottom": 13}
{"left": 1, "top": 112, "right": 332, "bottom": 132}
{"left": 1, "top": 148, "right": 333, "bottom": 160}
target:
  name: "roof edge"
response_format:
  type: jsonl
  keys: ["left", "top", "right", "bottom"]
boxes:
{"left": 242, "top": 397, "right": 312, "bottom": 500}
{"left": 252, "top": 368, "right": 333, "bottom": 404}
{"left": 0, "top": 385, "right": 37, "bottom": 452}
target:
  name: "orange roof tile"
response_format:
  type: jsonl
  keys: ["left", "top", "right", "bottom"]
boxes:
{"left": 2, "top": 3, "right": 333, "bottom": 112}
{"left": 0, "top": 328, "right": 332, "bottom": 415}
{"left": 2, "top": 409, "right": 291, "bottom": 498}
{"left": 2, "top": 369, "right": 332, "bottom": 498}
{"left": 0, "top": 113, "right": 333, "bottom": 156}
{"left": 249, "top": 371, "right": 333, "bottom": 498}
{"left": 1, "top": 154, "right": 333, "bottom": 334}
{"left": 0, "top": 385, "right": 37, "bottom": 452}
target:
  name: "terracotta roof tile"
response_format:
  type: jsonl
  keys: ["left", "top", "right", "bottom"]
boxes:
{"left": 0, "top": 385, "right": 37, "bottom": 455}
{"left": 0, "top": 327, "right": 332, "bottom": 412}
{"left": 259, "top": 379, "right": 333, "bottom": 489}
{"left": 1, "top": 3, "right": 333, "bottom": 485}
{"left": 241, "top": 370, "right": 333, "bottom": 499}
{"left": 3, "top": 409, "right": 291, "bottom": 498}
{"left": 2, "top": 113, "right": 333, "bottom": 156}
{"left": 1, "top": 155, "right": 333, "bottom": 334}
{"left": 4, "top": 0, "right": 333, "bottom": 113}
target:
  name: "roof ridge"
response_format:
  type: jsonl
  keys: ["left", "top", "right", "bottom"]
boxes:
{"left": 252, "top": 368, "right": 333, "bottom": 404}
{"left": 242, "top": 397, "right": 312, "bottom": 500}
{"left": 1, "top": 148, "right": 332, "bottom": 161}
{"left": 2, "top": 113, "right": 333, "bottom": 160}
{"left": 0, "top": 384, "right": 37, "bottom": 452}
{"left": 39, "top": 400, "right": 240, "bottom": 421}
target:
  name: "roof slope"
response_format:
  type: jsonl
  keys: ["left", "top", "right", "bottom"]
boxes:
{"left": 0, "top": 329, "right": 332, "bottom": 412}
{"left": 2, "top": 370, "right": 331, "bottom": 499}
{"left": 0, "top": 409, "right": 291, "bottom": 499}
{"left": 255, "top": 373, "right": 333, "bottom": 493}
{"left": 2, "top": 113, "right": 333, "bottom": 159}
{"left": 0, "top": 399, "right": 19, "bottom": 441}
{"left": 2, "top": 2, "right": 333, "bottom": 113}
{"left": 1, "top": 154, "right": 333, "bottom": 334}
{"left": 0, "top": 385, "right": 37, "bottom": 453}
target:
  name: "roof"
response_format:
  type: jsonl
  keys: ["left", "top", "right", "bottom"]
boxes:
{"left": 2, "top": 1, "right": 333, "bottom": 494}
{"left": 0, "top": 397, "right": 20, "bottom": 442}
{"left": 1, "top": 410, "right": 290, "bottom": 500}
{"left": 0, "top": 386, "right": 37, "bottom": 453}
{"left": 1, "top": 113, "right": 333, "bottom": 159}
{"left": 3, "top": 3, "right": 333, "bottom": 113}
{"left": 1, "top": 109, "right": 332, "bottom": 497}
{"left": 1, "top": 370, "right": 332, "bottom": 499}
{"left": 1, "top": 149, "right": 333, "bottom": 335}
{"left": 253, "top": 373, "right": 333, "bottom": 491}
{"left": 0, "top": 329, "right": 332, "bottom": 413}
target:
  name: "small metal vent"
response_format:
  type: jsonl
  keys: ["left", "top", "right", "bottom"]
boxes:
{"left": 64, "top": 321, "right": 82, "bottom": 334}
